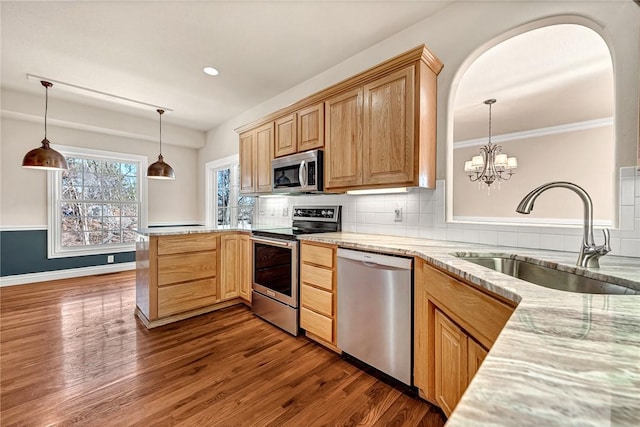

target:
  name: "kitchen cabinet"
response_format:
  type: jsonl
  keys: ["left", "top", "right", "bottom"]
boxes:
{"left": 274, "top": 113, "right": 297, "bottom": 157}
{"left": 299, "top": 241, "right": 339, "bottom": 351}
{"left": 235, "top": 44, "right": 441, "bottom": 192}
{"left": 325, "top": 88, "right": 363, "bottom": 188}
{"left": 240, "top": 122, "right": 274, "bottom": 194}
{"left": 239, "top": 234, "right": 252, "bottom": 303}
{"left": 414, "top": 259, "right": 515, "bottom": 416}
{"left": 136, "top": 233, "right": 218, "bottom": 327}
{"left": 274, "top": 102, "right": 325, "bottom": 158}
{"left": 297, "top": 102, "right": 324, "bottom": 152}
{"left": 135, "top": 231, "right": 250, "bottom": 328}
{"left": 324, "top": 58, "right": 439, "bottom": 191}
{"left": 220, "top": 234, "right": 241, "bottom": 300}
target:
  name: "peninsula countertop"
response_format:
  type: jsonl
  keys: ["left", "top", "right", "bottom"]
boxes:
{"left": 297, "top": 232, "right": 640, "bottom": 426}
{"left": 134, "top": 225, "right": 252, "bottom": 237}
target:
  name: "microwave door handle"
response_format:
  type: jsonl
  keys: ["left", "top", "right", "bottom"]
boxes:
{"left": 299, "top": 160, "right": 307, "bottom": 188}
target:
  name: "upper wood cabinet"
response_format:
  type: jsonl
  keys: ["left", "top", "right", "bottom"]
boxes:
{"left": 236, "top": 44, "right": 442, "bottom": 192}
{"left": 325, "top": 61, "right": 436, "bottom": 191}
{"left": 240, "top": 122, "right": 274, "bottom": 194}
{"left": 363, "top": 66, "right": 415, "bottom": 185}
{"left": 297, "top": 103, "right": 324, "bottom": 152}
{"left": 275, "top": 113, "right": 297, "bottom": 157}
{"left": 274, "top": 102, "right": 325, "bottom": 158}
{"left": 325, "top": 88, "right": 363, "bottom": 188}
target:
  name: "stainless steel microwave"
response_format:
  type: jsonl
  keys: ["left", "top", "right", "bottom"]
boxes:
{"left": 272, "top": 149, "right": 323, "bottom": 194}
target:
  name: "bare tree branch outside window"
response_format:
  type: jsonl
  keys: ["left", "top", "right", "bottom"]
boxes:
{"left": 60, "top": 157, "right": 140, "bottom": 247}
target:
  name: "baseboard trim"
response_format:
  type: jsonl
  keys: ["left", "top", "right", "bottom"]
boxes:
{"left": 0, "top": 262, "right": 136, "bottom": 286}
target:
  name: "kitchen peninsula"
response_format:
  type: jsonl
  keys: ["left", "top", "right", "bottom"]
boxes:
{"left": 134, "top": 227, "right": 251, "bottom": 328}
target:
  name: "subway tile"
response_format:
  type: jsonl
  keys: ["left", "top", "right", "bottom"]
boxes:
{"left": 446, "top": 227, "right": 463, "bottom": 242}
{"left": 477, "top": 230, "right": 498, "bottom": 245}
{"left": 407, "top": 200, "right": 420, "bottom": 215}
{"left": 608, "top": 237, "right": 621, "bottom": 256}
{"left": 620, "top": 177, "right": 635, "bottom": 206}
{"left": 540, "top": 234, "right": 565, "bottom": 251}
{"left": 620, "top": 239, "right": 640, "bottom": 258}
{"left": 419, "top": 213, "right": 434, "bottom": 228}
{"left": 406, "top": 213, "right": 420, "bottom": 227}
{"left": 406, "top": 227, "right": 421, "bottom": 238}
{"left": 462, "top": 229, "right": 480, "bottom": 243}
{"left": 563, "top": 234, "right": 583, "bottom": 253}
{"left": 497, "top": 231, "right": 518, "bottom": 247}
{"left": 419, "top": 228, "right": 433, "bottom": 239}
{"left": 518, "top": 232, "right": 540, "bottom": 249}
{"left": 620, "top": 206, "right": 635, "bottom": 231}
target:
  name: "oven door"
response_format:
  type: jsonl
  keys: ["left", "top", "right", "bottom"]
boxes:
{"left": 251, "top": 235, "right": 298, "bottom": 307}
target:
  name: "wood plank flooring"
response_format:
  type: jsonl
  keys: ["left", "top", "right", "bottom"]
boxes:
{"left": 0, "top": 272, "right": 446, "bottom": 426}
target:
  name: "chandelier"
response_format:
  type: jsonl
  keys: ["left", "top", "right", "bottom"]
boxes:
{"left": 464, "top": 99, "right": 517, "bottom": 189}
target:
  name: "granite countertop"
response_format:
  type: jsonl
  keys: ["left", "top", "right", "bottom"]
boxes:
{"left": 135, "top": 225, "right": 252, "bottom": 236}
{"left": 297, "top": 232, "right": 640, "bottom": 426}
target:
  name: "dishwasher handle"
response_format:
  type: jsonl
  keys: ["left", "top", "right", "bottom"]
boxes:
{"left": 337, "top": 248, "right": 412, "bottom": 270}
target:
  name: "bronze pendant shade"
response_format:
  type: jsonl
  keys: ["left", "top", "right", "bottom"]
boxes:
{"left": 147, "top": 109, "right": 175, "bottom": 180}
{"left": 22, "top": 81, "right": 68, "bottom": 170}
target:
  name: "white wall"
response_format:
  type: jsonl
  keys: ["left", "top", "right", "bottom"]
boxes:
{"left": 1, "top": 90, "right": 203, "bottom": 227}
{"left": 199, "top": 0, "right": 640, "bottom": 222}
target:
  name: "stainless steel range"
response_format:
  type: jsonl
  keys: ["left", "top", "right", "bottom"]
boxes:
{"left": 250, "top": 206, "right": 341, "bottom": 335}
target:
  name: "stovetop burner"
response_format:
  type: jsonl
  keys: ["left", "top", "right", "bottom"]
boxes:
{"left": 252, "top": 206, "right": 341, "bottom": 240}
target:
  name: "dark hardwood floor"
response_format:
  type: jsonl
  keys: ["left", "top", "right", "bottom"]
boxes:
{"left": 0, "top": 272, "right": 446, "bottom": 426}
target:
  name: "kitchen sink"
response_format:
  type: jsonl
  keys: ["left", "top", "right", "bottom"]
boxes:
{"left": 453, "top": 254, "right": 639, "bottom": 295}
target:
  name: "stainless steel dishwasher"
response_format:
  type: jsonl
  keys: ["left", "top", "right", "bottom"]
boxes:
{"left": 337, "top": 248, "right": 413, "bottom": 385}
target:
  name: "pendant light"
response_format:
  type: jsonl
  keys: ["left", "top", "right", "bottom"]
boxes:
{"left": 22, "top": 81, "right": 68, "bottom": 170}
{"left": 147, "top": 109, "right": 175, "bottom": 180}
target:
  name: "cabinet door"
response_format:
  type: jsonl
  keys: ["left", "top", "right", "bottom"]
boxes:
{"left": 325, "top": 87, "right": 363, "bottom": 189}
{"left": 298, "top": 103, "right": 324, "bottom": 152}
{"left": 220, "top": 234, "right": 241, "bottom": 300}
{"left": 435, "top": 309, "right": 468, "bottom": 417}
{"left": 275, "top": 113, "right": 297, "bottom": 157}
{"left": 255, "top": 122, "right": 274, "bottom": 193}
{"left": 239, "top": 130, "right": 256, "bottom": 193}
{"left": 239, "top": 234, "right": 252, "bottom": 302}
{"left": 467, "top": 337, "right": 488, "bottom": 382}
{"left": 363, "top": 66, "right": 415, "bottom": 185}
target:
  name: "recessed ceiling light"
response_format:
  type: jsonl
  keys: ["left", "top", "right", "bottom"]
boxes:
{"left": 203, "top": 66, "right": 219, "bottom": 76}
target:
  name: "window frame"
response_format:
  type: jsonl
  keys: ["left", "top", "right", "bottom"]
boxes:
{"left": 205, "top": 154, "right": 254, "bottom": 227}
{"left": 47, "top": 145, "right": 148, "bottom": 259}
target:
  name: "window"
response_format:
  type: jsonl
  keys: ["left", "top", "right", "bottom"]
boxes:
{"left": 206, "top": 156, "right": 255, "bottom": 227}
{"left": 48, "top": 146, "right": 148, "bottom": 258}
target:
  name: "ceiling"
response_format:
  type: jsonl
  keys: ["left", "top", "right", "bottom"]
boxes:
{"left": 453, "top": 24, "right": 614, "bottom": 142}
{"left": 1, "top": 0, "right": 454, "bottom": 133}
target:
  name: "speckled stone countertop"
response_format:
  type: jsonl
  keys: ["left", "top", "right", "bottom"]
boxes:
{"left": 298, "top": 232, "right": 640, "bottom": 426}
{"left": 135, "top": 225, "right": 252, "bottom": 236}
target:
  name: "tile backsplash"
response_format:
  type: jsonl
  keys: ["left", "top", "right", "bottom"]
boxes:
{"left": 254, "top": 167, "right": 640, "bottom": 258}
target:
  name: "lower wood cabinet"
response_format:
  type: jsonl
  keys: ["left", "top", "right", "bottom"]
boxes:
{"left": 135, "top": 231, "right": 250, "bottom": 328}
{"left": 220, "top": 234, "right": 241, "bottom": 300}
{"left": 415, "top": 259, "right": 515, "bottom": 417}
{"left": 299, "top": 241, "right": 338, "bottom": 350}
{"left": 239, "top": 234, "right": 252, "bottom": 303}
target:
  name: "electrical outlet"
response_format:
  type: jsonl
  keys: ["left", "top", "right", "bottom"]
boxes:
{"left": 394, "top": 207, "right": 403, "bottom": 222}
{"left": 107, "top": 255, "right": 114, "bottom": 263}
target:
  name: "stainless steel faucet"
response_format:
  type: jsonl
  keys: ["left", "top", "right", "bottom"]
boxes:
{"left": 516, "top": 181, "right": 611, "bottom": 268}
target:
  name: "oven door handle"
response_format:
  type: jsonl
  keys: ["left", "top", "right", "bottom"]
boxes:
{"left": 250, "top": 235, "right": 296, "bottom": 248}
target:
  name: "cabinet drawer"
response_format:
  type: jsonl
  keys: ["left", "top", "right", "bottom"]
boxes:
{"left": 157, "top": 233, "right": 217, "bottom": 255}
{"left": 157, "top": 278, "right": 217, "bottom": 317}
{"left": 423, "top": 263, "right": 514, "bottom": 348}
{"left": 301, "top": 307, "right": 333, "bottom": 342}
{"left": 158, "top": 251, "right": 217, "bottom": 286}
{"left": 301, "top": 244, "right": 334, "bottom": 268}
{"left": 301, "top": 264, "right": 333, "bottom": 291}
{"left": 301, "top": 284, "right": 333, "bottom": 317}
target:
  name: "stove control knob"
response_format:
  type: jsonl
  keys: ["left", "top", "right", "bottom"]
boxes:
{"left": 321, "top": 210, "right": 327, "bottom": 216}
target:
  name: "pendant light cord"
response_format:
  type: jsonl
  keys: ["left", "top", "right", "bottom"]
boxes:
{"left": 488, "top": 101, "right": 492, "bottom": 144}
{"left": 44, "top": 84, "right": 48, "bottom": 140}
{"left": 157, "top": 109, "right": 164, "bottom": 156}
